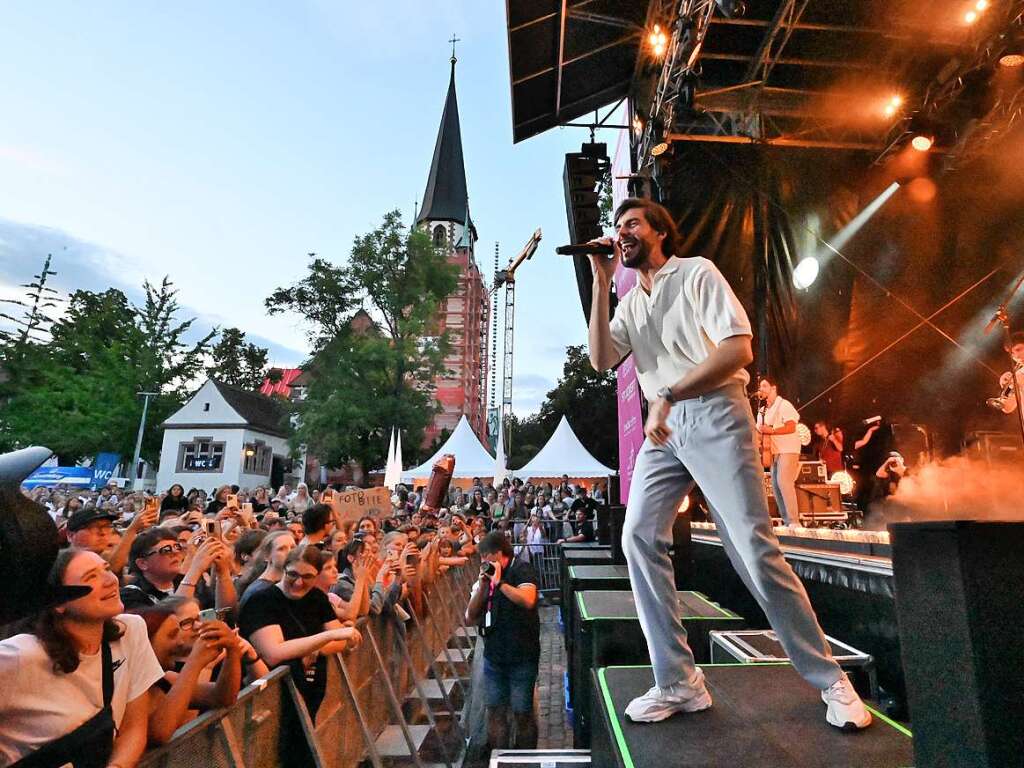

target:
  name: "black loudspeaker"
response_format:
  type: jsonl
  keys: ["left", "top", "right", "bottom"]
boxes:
{"left": 890, "top": 521, "right": 1024, "bottom": 768}
{"left": 606, "top": 474, "right": 621, "bottom": 506}
{"left": 596, "top": 503, "right": 611, "bottom": 545}
{"left": 609, "top": 505, "right": 627, "bottom": 565}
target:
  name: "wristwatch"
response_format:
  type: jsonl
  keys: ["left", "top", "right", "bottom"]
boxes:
{"left": 656, "top": 386, "right": 675, "bottom": 404}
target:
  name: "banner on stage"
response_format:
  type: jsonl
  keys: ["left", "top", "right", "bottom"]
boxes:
{"left": 332, "top": 487, "right": 392, "bottom": 522}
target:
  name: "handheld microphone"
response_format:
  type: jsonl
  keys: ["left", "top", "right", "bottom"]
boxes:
{"left": 862, "top": 416, "right": 882, "bottom": 426}
{"left": 555, "top": 242, "right": 614, "bottom": 256}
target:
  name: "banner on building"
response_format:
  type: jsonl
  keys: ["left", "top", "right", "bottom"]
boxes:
{"left": 91, "top": 453, "right": 121, "bottom": 490}
{"left": 332, "top": 487, "right": 392, "bottom": 522}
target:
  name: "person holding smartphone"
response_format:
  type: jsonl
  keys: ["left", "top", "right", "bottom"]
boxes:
{"left": 238, "top": 545, "right": 361, "bottom": 719}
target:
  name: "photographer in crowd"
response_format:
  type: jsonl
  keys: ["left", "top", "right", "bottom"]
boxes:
{"left": 465, "top": 531, "right": 540, "bottom": 750}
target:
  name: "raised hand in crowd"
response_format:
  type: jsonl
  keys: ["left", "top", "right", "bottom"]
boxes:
{"left": 106, "top": 497, "right": 160, "bottom": 575}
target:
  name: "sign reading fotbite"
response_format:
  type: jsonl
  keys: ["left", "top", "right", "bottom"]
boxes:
{"left": 333, "top": 487, "right": 392, "bottom": 522}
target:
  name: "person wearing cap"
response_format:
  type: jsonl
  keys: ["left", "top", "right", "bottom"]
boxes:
{"left": 68, "top": 503, "right": 158, "bottom": 578}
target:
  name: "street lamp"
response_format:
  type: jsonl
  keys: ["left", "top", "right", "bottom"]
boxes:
{"left": 130, "top": 392, "right": 159, "bottom": 490}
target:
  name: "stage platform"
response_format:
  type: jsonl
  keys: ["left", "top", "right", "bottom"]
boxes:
{"left": 560, "top": 546, "right": 615, "bottom": 628}
{"left": 590, "top": 665, "right": 914, "bottom": 768}
{"left": 570, "top": 590, "right": 744, "bottom": 747}
{"left": 563, "top": 565, "right": 632, "bottom": 652}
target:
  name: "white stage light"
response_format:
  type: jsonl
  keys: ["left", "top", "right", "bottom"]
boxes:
{"left": 793, "top": 256, "right": 820, "bottom": 289}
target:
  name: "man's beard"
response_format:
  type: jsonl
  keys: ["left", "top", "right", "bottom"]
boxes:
{"left": 620, "top": 236, "right": 650, "bottom": 268}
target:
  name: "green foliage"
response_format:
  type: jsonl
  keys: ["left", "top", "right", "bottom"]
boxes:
{"left": 207, "top": 327, "right": 269, "bottom": 390}
{"left": 0, "top": 278, "right": 214, "bottom": 464}
{"left": 507, "top": 344, "right": 618, "bottom": 470}
{"left": 267, "top": 210, "right": 459, "bottom": 473}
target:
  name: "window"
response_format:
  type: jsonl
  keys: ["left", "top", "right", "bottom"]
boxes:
{"left": 433, "top": 225, "right": 447, "bottom": 247}
{"left": 177, "top": 438, "right": 226, "bottom": 472}
{"left": 242, "top": 441, "right": 274, "bottom": 475}
{"left": 203, "top": 402, "right": 210, "bottom": 412}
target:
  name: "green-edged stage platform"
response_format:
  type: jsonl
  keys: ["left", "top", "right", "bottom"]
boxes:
{"left": 563, "top": 564, "right": 632, "bottom": 654}
{"left": 591, "top": 664, "right": 914, "bottom": 768}
{"left": 560, "top": 546, "right": 614, "bottom": 631}
{"left": 571, "top": 590, "right": 744, "bottom": 747}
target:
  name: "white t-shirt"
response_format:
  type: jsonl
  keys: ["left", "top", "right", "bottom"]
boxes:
{"left": 609, "top": 257, "right": 752, "bottom": 401}
{"left": 0, "top": 613, "right": 164, "bottom": 764}
{"left": 756, "top": 396, "right": 802, "bottom": 455}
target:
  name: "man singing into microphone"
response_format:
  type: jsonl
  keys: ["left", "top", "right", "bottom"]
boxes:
{"left": 586, "top": 198, "right": 871, "bottom": 730}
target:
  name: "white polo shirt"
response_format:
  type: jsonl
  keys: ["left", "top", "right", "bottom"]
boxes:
{"left": 609, "top": 256, "right": 752, "bottom": 401}
{"left": 756, "top": 396, "right": 802, "bottom": 455}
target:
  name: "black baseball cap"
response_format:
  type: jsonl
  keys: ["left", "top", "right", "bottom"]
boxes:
{"left": 67, "top": 507, "right": 119, "bottom": 532}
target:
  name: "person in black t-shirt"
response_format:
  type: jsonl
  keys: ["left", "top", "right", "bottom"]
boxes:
{"left": 558, "top": 507, "right": 595, "bottom": 544}
{"left": 465, "top": 532, "right": 540, "bottom": 749}
{"left": 237, "top": 545, "right": 361, "bottom": 718}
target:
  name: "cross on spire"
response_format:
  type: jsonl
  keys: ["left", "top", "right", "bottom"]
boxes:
{"left": 449, "top": 33, "right": 460, "bottom": 65}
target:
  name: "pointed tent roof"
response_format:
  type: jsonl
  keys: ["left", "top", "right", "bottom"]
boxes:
{"left": 402, "top": 415, "right": 495, "bottom": 480}
{"left": 516, "top": 416, "right": 616, "bottom": 478}
{"left": 416, "top": 57, "right": 476, "bottom": 237}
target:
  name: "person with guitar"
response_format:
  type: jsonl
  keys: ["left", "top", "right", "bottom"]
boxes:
{"left": 755, "top": 378, "right": 802, "bottom": 527}
{"left": 987, "top": 332, "right": 1024, "bottom": 414}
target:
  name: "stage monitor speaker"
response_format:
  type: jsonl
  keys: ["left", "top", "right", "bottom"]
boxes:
{"left": 795, "top": 483, "right": 841, "bottom": 515}
{"left": 891, "top": 521, "right": 1024, "bottom": 768}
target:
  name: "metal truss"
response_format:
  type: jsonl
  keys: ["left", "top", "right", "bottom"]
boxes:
{"left": 669, "top": 107, "right": 885, "bottom": 150}
{"left": 873, "top": 2, "right": 1024, "bottom": 166}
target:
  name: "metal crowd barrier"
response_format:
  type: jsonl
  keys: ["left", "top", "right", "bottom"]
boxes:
{"left": 138, "top": 556, "right": 480, "bottom": 768}
{"left": 512, "top": 541, "right": 563, "bottom": 597}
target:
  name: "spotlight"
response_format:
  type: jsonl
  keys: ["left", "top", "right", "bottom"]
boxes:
{"left": 793, "top": 256, "right": 820, "bottom": 289}
{"left": 964, "top": 9, "right": 978, "bottom": 24}
{"left": 632, "top": 113, "right": 644, "bottom": 136}
{"left": 975, "top": 0, "right": 988, "bottom": 9}
{"left": 911, "top": 134, "right": 934, "bottom": 151}
{"left": 650, "top": 119, "right": 670, "bottom": 157}
{"left": 999, "top": 52, "right": 1024, "bottom": 67}
{"left": 648, "top": 24, "right": 668, "bottom": 57}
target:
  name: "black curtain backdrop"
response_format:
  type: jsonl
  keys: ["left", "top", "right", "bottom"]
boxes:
{"left": 647, "top": 133, "right": 1024, "bottom": 454}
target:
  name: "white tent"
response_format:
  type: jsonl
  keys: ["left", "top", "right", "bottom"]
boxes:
{"left": 401, "top": 415, "right": 496, "bottom": 481}
{"left": 493, "top": 419, "right": 509, "bottom": 486}
{"left": 516, "top": 415, "right": 616, "bottom": 478}
{"left": 383, "top": 429, "right": 398, "bottom": 489}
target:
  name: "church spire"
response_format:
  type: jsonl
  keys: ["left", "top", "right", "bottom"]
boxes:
{"left": 416, "top": 42, "right": 473, "bottom": 234}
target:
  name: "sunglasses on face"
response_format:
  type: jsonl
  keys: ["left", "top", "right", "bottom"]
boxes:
{"left": 284, "top": 570, "right": 317, "bottom": 583}
{"left": 144, "top": 542, "right": 184, "bottom": 558}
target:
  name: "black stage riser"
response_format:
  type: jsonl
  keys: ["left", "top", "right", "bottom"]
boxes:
{"left": 570, "top": 590, "right": 743, "bottom": 748}
{"left": 591, "top": 665, "right": 914, "bottom": 768}
{"left": 689, "top": 537, "right": 906, "bottom": 716}
{"left": 891, "top": 521, "right": 1024, "bottom": 768}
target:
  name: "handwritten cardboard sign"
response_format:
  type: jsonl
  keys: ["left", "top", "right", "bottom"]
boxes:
{"left": 332, "top": 487, "right": 392, "bottom": 522}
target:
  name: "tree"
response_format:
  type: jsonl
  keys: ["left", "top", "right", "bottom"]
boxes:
{"left": 508, "top": 344, "right": 618, "bottom": 470}
{"left": 267, "top": 210, "right": 459, "bottom": 472}
{"left": 0, "top": 279, "right": 214, "bottom": 464}
{"left": 0, "top": 254, "right": 62, "bottom": 349}
{"left": 207, "top": 327, "right": 269, "bottom": 390}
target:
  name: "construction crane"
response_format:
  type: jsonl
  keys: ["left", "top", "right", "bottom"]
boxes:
{"left": 492, "top": 228, "right": 542, "bottom": 459}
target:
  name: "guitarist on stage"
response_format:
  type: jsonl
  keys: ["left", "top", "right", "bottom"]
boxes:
{"left": 585, "top": 198, "right": 871, "bottom": 731}
{"left": 755, "top": 378, "right": 803, "bottom": 527}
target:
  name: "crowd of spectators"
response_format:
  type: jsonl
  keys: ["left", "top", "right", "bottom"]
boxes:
{"left": 1, "top": 473, "right": 604, "bottom": 766}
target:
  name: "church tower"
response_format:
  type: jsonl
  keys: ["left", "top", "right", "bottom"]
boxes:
{"left": 417, "top": 48, "right": 490, "bottom": 447}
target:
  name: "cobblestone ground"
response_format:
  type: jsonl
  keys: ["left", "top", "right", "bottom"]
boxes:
{"left": 535, "top": 604, "right": 574, "bottom": 749}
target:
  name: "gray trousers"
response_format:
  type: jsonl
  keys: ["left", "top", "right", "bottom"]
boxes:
{"left": 622, "top": 382, "right": 842, "bottom": 691}
{"left": 771, "top": 452, "right": 801, "bottom": 525}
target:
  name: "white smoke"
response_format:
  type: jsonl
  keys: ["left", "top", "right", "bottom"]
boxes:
{"left": 868, "top": 455, "right": 1024, "bottom": 527}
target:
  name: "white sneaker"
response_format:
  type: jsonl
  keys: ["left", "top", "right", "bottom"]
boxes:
{"left": 624, "top": 669, "right": 713, "bottom": 722}
{"left": 822, "top": 673, "right": 872, "bottom": 730}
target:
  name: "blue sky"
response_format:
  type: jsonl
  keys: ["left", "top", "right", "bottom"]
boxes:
{"left": 0, "top": 1, "right": 621, "bottom": 414}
